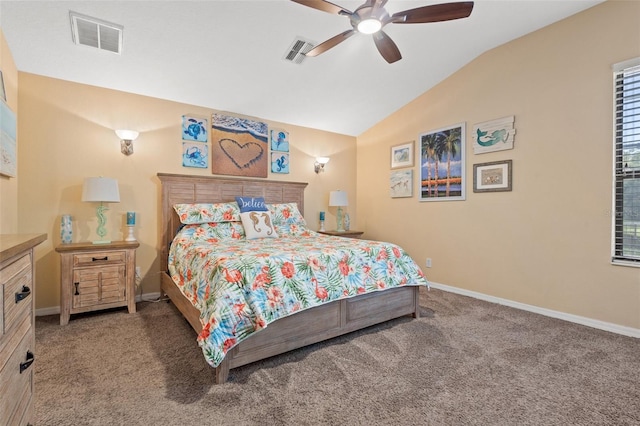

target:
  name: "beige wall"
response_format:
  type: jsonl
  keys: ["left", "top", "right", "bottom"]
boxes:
{"left": 0, "top": 29, "right": 19, "bottom": 232}
{"left": 17, "top": 74, "right": 356, "bottom": 309}
{"left": 357, "top": 0, "right": 640, "bottom": 330}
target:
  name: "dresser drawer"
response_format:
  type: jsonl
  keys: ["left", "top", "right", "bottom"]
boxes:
{"left": 72, "top": 265, "right": 126, "bottom": 308}
{"left": 0, "top": 319, "right": 34, "bottom": 426}
{"left": 2, "top": 255, "right": 33, "bottom": 337}
{"left": 73, "top": 250, "right": 125, "bottom": 266}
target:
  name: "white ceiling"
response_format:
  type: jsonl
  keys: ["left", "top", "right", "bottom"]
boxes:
{"left": 0, "top": 0, "right": 604, "bottom": 136}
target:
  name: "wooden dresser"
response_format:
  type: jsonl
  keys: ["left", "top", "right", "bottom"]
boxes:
{"left": 0, "top": 233, "right": 46, "bottom": 426}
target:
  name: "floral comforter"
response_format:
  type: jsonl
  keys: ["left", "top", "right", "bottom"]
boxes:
{"left": 168, "top": 223, "right": 428, "bottom": 368}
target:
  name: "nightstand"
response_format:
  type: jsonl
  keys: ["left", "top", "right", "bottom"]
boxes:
{"left": 318, "top": 230, "right": 364, "bottom": 239}
{"left": 55, "top": 241, "right": 139, "bottom": 325}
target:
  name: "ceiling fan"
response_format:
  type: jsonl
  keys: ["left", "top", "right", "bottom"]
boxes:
{"left": 291, "top": 0, "right": 474, "bottom": 64}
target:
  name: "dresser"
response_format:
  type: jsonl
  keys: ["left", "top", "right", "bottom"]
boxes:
{"left": 55, "top": 241, "right": 139, "bottom": 326}
{"left": 0, "top": 233, "right": 46, "bottom": 426}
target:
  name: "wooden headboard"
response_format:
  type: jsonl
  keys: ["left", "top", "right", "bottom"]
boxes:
{"left": 157, "top": 173, "right": 308, "bottom": 271}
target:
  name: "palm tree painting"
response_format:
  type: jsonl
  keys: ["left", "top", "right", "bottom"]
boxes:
{"left": 419, "top": 123, "right": 466, "bottom": 201}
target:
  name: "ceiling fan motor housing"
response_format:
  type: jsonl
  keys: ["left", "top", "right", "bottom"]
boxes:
{"left": 350, "top": 5, "right": 389, "bottom": 33}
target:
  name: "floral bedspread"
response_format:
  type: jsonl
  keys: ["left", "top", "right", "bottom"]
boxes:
{"left": 168, "top": 224, "right": 428, "bottom": 368}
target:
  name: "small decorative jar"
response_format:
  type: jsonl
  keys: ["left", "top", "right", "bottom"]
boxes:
{"left": 60, "top": 215, "right": 72, "bottom": 244}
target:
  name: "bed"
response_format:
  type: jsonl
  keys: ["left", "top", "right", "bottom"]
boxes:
{"left": 158, "top": 173, "right": 427, "bottom": 383}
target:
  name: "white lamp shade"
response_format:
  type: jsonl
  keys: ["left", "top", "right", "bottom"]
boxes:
{"left": 316, "top": 157, "right": 330, "bottom": 165}
{"left": 329, "top": 190, "right": 348, "bottom": 207}
{"left": 115, "top": 129, "right": 139, "bottom": 141}
{"left": 82, "top": 177, "right": 120, "bottom": 203}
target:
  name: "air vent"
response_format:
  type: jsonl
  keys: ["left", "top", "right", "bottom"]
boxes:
{"left": 70, "top": 11, "right": 123, "bottom": 54}
{"left": 283, "top": 37, "right": 315, "bottom": 64}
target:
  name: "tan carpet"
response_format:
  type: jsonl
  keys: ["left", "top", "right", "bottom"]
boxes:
{"left": 34, "top": 288, "right": 640, "bottom": 425}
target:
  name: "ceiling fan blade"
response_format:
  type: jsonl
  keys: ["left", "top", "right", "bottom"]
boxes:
{"left": 305, "top": 29, "right": 356, "bottom": 57}
{"left": 373, "top": 31, "right": 401, "bottom": 64}
{"left": 390, "top": 1, "right": 474, "bottom": 24}
{"left": 290, "top": 0, "right": 353, "bottom": 16}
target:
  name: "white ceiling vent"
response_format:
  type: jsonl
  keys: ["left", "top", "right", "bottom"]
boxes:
{"left": 70, "top": 11, "right": 123, "bottom": 54}
{"left": 283, "top": 37, "right": 315, "bottom": 64}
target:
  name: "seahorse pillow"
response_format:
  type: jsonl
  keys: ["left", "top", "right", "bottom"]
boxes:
{"left": 240, "top": 210, "right": 278, "bottom": 239}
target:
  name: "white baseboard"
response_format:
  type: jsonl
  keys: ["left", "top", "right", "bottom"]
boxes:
{"left": 428, "top": 282, "right": 640, "bottom": 339}
{"left": 35, "top": 292, "right": 163, "bottom": 317}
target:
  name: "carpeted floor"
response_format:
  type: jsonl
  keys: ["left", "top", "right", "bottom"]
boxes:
{"left": 34, "top": 288, "right": 640, "bottom": 425}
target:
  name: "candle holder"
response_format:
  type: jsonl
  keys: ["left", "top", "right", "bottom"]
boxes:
{"left": 125, "top": 225, "right": 136, "bottom": 242}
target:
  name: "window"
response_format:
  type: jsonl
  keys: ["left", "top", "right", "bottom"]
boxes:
{"left": 613, "top": 59, "right": 640, "bottom": 265}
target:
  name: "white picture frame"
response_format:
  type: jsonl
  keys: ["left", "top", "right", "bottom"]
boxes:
{"left": 390, "top": 141, "right": 414, "bottom": 169}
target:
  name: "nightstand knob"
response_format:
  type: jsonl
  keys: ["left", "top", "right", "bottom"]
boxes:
{"left": 15, "top": 285, "right": 31, "bottom": 303}
{"left": 74, "top": 282, "right": 80, "bottom": 295}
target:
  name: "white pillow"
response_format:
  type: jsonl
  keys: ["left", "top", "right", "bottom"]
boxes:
{"left": 240, "top": 211, "right": 279, "bottom": 239}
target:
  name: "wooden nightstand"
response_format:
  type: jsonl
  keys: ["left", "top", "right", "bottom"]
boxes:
{"left": 55, "top": 241, "right": 139, "bottom": 325}
{"left": 318, "top": 230, "right": 364, "bottom": 239}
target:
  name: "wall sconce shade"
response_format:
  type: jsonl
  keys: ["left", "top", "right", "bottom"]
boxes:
{"left": 115, "top": 129, "right": 139, "bottom": 156}
{"left": 314, "top": 156, "right": 330, "bottom": 174}
{"left": 82, "top": 177, "right": 120, "bottom": 244}
{"left": 329, "top": 190, "right": 348, "bottom": 232}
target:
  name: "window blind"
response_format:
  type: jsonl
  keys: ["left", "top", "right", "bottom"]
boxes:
{"left": 613, "top": 62, "right": 640, "bottom": 264}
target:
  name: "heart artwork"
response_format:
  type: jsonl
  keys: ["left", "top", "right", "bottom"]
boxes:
{"left": 218, "top": 138, "right": 265, "bottom": 169}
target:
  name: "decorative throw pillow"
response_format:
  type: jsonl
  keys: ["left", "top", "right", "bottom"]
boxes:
{"left": 173, "top": 203, "right": 240, "bottom": 224}
{"left": 235, "top": 196, "right": 268, "bottom": 213}
{"left": 240, "top": 211, "right": 278, "bottom": 239}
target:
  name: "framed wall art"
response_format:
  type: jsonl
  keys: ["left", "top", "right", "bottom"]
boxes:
{"left": 270, "top": 129, "right": 289, "bottom": 152}
{"left": 271, "top": 152, "right": 289, "bottom": 174}
{"left": 0, "top": 101, "right": 17, "bottom": 177}
{"left": 419, "top": 123, "right": 466, "bottom": 201}
{"left": 211, "top": 113, "right": 268, "bottom": 178}
{"left": 390, "top": 169, "right": 413, "bottom": 198}
{"left": 472, "top": 116, "right": 515, "bottom": 154}
{"left": 473, "top": 160, "right": 512, "bottom": 192}
{"left": 390, "top": 141, "right": 414, "bottom": 169}
{"left": 182, "top": 115, "right": 208, "bottom": 142}
{"left": 0, "top": 70, "right": 6, "bottom": 102}
{"left": 182, "top": 142, "right": 208, "bottom": 168}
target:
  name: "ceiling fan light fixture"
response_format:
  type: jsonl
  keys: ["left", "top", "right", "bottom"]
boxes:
{"left": 357, "top": 18, "right": 382, "bottom": 34}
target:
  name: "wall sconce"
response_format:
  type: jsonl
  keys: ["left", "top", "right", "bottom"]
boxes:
{"left": 314, "top": 157, "right": 330, "bottom": 173}
{"left": 115, "top": 129, "right": 139, "bottom": 156}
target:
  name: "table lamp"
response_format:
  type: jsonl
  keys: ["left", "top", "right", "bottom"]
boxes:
{"left": 329, "top": 190, "right": 348, "bottom": 232}
{"left": 82, "top": 177, "right": 120, "bottom": 244}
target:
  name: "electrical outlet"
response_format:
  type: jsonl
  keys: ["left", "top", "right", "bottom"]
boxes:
{"left": 426, "top": 258, "right": 432, "bottom": 268}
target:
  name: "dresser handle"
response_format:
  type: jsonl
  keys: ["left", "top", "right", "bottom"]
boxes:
{"left": 74, "top": 282, "right": 80, "bottom": 295}
{"left": 15, "top": 285, "right": 31, "bottom": 303}
{"left": 92, "top": 256, "right": 108, "bottom": 261}
{"left": 20, "top": 351, "right": 35, "bottom": 373}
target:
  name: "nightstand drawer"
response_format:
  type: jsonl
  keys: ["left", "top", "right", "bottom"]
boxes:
{"left": 72, "top": 265, "right": 126, "bottom": 308}
{"left": 1, "top": 254, "right": 32, "bottom": 336}
{"left": 73, "top": 250, "right": 125, "bottom": 266}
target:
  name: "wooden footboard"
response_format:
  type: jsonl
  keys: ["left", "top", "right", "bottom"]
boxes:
{"left": 162, "top": 272, "right": 420, "bottom": 383}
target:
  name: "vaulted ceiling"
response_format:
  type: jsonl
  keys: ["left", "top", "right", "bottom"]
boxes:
{"left": 0, "top": 1, "right": 604, "bottom": 136}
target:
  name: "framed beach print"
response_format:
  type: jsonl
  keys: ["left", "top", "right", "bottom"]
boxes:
{"left": 419, "top": 123, "right": 466, "bottom": 201}
{"left": 390, "top": 169, "right": 413, "bottom": 198}
{"left": 211, "top": 113, "right": 268, "bottom": 178}
{"left": 390, "top": 141, "right": 414, "bottom": 169}
{"left": 473, "top": 160, "right": 512, "bottom": 192}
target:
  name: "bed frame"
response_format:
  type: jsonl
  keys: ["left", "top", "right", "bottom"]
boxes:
{"left": 158, "top": 173, "right": 420, "bottom": 383}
